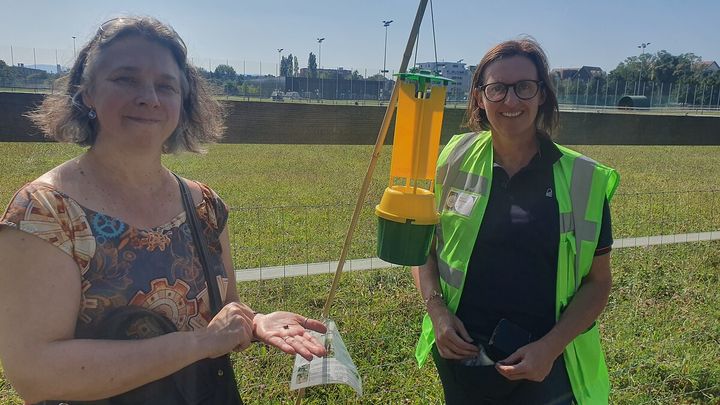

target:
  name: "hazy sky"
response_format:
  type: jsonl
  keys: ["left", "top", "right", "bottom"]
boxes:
{"left": 1, "top": 0, "right": 718, "bottom": 75}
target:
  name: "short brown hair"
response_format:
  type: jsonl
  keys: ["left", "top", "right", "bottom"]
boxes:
{"left": 28, "top": 16, "right": 224, "bottom": 153}
{"left": 464, "top": 38, "right": 559, "bottom": 135}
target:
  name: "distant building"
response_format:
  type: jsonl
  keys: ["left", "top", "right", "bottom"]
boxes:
{"left": 298, "top": 67, "right": 353, "bottom": 78}
{"left": 699, "top": 61, "right": 719, "bottom": 74}
{"left": 416, "top": 61, "right": 471, "bottom": 100}
{"left": 551, "top": 66, "right": 605, "bottom": 81}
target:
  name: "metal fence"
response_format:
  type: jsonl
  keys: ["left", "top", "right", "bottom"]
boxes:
{"left": 6, "top": 45, "right": 717, "bottom": 109}
{"left": 555, "top": 78, "right": 720, "bottom": 111}
{"left": 226, "top": 189, "right": 720, "bottom": 403}
{"left": 228, "top": 189, "right": 720, "bottom": 277}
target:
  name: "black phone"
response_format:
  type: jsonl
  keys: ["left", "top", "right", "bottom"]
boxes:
{"left": 487, "top": 318, "right": 532, "bottom": 360}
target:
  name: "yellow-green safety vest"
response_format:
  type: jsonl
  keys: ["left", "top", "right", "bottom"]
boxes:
{"left": 415, "top": 131, "right": 620, "bottom": 405}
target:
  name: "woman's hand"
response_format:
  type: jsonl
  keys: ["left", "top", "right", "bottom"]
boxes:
{"left": 496, "top": 253, "right": 612, "bottom": 382}
{"left": 494, "top": 339, "right": 557, "bottom": 382}
{"left": 205, "top": 302, "right": 255, "bottom": 358}
{"left": 430, "top": 305, "right": 479, "bottom": 360}
{"left": 253, "top": 312, "right": 327, "bottom": 361}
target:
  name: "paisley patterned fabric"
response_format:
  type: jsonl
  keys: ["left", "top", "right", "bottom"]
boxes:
{"left": 0, "top": 181, "right": 230, "bottom": 337}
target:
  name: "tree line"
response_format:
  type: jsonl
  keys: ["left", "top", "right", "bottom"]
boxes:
{"left": 558, "top": 51, "right": 720, "bottom": 106}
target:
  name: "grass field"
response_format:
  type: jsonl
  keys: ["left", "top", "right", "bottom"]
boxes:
{"left": 0, "top": 142, "right": 719, "bottom": 404}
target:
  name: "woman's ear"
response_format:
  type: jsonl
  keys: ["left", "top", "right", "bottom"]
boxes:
{"left": 81, "top": 90, "right": 94, "bottom": 111}
{"left": 473, "top": 88, "right": 485, "bottom": 110}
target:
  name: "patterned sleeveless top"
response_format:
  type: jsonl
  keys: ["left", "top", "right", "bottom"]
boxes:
{"left": 0, "top": 182, "right": 231, "bottom": 338}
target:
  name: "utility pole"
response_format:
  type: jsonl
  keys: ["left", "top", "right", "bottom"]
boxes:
{"left": 72, "top": 36, "right": 77, "bottom": 59}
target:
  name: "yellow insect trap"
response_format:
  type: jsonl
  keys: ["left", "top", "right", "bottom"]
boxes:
{"left": 375, "top": 71, "right": 452, "bottom": 266}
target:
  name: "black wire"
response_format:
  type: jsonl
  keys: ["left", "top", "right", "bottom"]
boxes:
{"left": 413, "top": 28, "right": 419, "bottom": 68}
{"left": 430, "top": 0, "right": 439, "bottom": 74}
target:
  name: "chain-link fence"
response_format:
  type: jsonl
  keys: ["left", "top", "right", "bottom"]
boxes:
{"left": 228, "top": 189, "right": 720, "bottom": 276}
{"left": 224, "top": 189, "right": 720, "bottom": 404}
{"left": 555, "top": 77, "right": 720, "bottom": 112}
{"left": 5, "top": 44, "right": 716, "bottom": 111}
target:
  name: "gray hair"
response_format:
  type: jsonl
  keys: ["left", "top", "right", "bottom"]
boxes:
{"left": 28, "top": 16, "right": 224, "bottom": 153}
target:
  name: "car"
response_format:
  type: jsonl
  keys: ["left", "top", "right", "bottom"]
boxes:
{"left": 271, "top": 91, "right": 284, "bottom": 101}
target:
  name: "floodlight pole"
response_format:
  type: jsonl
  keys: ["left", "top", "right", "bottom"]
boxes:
{"left": 72, "top": 36, "right": 76, "bottom": 59}
{"left": 317, "top": 37, "right": 324, "bottom": 69}
{"left": 636, "top": 42, "right": 650, "bottom": 95}
{"left": 277, "top": 48, "right": 283, "bottom": 91}
{"left": 382, "top": 20, "right": 393, "bottom": 78}
{"left": 317, "top": 37, "right": 325, "bottom": 100}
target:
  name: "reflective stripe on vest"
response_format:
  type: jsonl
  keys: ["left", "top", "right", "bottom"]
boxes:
{"left": 569, "top": 156, "right": 600, "bottom": 291}
{"left": 435, "top": 132, "right": 488, "bottom": 291}
{"left": 436, "top": 132, "right": 482, "bottom": 208}
{"left": 437, "top": 256, "right": 463, "bottom": 289}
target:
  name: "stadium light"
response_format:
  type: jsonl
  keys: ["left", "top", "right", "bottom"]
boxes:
{"left": 381, "top": 20, "right": 393, "bottom": 78}
{"left": 636, "top": 42, "right": 651, "bottom": 95}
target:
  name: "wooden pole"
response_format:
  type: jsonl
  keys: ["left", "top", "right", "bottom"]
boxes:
{"left": 320, "top": 0, "right": 429, "bottom": 320}
{"left": 295, "top": 0, "right": 429, "bottom": 403}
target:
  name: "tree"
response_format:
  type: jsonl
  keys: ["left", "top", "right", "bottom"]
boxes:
{"left": 196, "top": 67, "right": 212, "bottom": 80}
{"left": 0, "top": 60, "right": 11, "bottom": 85}
{"left": 293, "top": 56, "right": 299, "bottom": 77}
{"left": 307, "top": 52, "right": 317, "bottom": 78}
{"left": 674, "top": 53, "right": 701, "bottom": 83}
{"left": 367, "top": 73, "right": 386, "bottom": 81}
{"left": 280, "top": 55, "right": 293, "bottom": 77}
{"left": 213, "top": 64, "right": 237, "bottom": 82}
{"left": 223, "top": 82, "right": 239, "bottom": 95}
{"left": 651, "top": 50, "right": 677, "bottom": 83}
{"left": 27, "top": 71, "right": 49, "bottom": 83}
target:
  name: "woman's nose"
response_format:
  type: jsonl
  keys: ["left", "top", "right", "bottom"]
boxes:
{"left": 135, "top": 84, "right": 160, "bottom": 107}
{"left": 503, "top": 86, "right": 520, "bottom": 106}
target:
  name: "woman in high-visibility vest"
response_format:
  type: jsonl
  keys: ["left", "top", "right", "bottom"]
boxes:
{"left": 413, "top": 38, "right": 618, "bottom": 404}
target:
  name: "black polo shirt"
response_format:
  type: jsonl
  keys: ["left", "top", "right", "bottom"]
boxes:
{"left": 455, "top": 136, "right": 612, "bottom": 341}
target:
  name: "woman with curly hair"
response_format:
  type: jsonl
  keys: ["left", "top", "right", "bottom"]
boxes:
{"left": 0, "top": 16, "right": 326, "bottom": 404}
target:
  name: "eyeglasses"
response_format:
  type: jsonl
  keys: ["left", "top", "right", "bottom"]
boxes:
{"left": 478, "top": 80, "right": 543, "bottom": 102}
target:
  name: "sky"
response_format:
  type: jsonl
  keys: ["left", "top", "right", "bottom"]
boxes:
{"left": 1, "top": 0, "right": 718, "bottom": 76}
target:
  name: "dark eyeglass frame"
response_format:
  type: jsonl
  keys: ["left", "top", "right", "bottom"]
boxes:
{"left": 477, "top": 80, "right": 544, "bottom": 102}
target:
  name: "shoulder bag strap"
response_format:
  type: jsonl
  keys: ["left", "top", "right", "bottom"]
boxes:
{"left": 173, "top": 173, "right": 224, "bottom": 315}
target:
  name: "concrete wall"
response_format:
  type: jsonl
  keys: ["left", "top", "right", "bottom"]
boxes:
{"left": 1, "top": 92, "right": 718, "bottom": 145}
{"left": 555, "top": 111, "right": 720, "bottom": 145}
{"left": 0, "top": 93, "right": 46, "bottom": 141}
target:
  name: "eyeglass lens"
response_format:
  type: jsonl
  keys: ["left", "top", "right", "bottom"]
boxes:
{"left": 484, "top": 80, "right": 539, "bottom": 102}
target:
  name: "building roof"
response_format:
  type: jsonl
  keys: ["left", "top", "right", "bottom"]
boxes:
{"left": 699, "top": 61, "right": 719, "bottom": 71}
{"left": 551, "top": 66, "right": 605, "bottom": 80}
